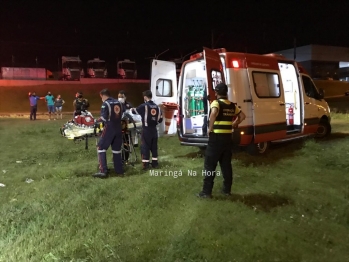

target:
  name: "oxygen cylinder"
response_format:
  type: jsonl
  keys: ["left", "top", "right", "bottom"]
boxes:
{"left": 194, "top": 87, "right": 200, "bottom": 116}
{"left": 198, "top": 87, "right": 204, "bottom": 115}
{"left": 189, "top": 86, "right": 196, "bottom": 116}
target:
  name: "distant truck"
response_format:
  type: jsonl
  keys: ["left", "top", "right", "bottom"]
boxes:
{"left": 86, "top": 58, "right": 107, "bottom": 78}
{"left": 117, "top": 59, "right": 137, "bottom": 79}
{"left": 1, "top": 67, "right": 47, "bottom": 80}
{"left": 61, "top": 56, "right": 84, "bottom": 80}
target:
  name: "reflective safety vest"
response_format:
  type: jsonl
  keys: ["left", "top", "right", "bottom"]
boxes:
{"left": 212, "top": 99, "right": 236, "bottom": 134}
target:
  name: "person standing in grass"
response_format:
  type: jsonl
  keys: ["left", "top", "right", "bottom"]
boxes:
{"left": 198, "top": 83, "right": 246, "bottom": 198}
{"left": 93, "top": 89, "right": 124, "bottom": 178}
{"left": 130, "top": 90, "right": 163, "bottom": 170}
{"left": 28, "top": 91, "right": 45, "bottom": 120}
{"left": 45, "top": 91, "right": 55, "bottom": 120}
{"left": 54, "top": 94, "right": 65, "bottom": 119}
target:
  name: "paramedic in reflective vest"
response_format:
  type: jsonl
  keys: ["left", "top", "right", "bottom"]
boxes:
{"left": 198, "top": 83, "right": 246, "bottom": 198}
{"left": 93, "top": 89, "right": 124, "bottom": 178}
{"left": 131, "top": 90, "right": 163, "bottom": 170}
{"left": 73, "top": 91, "right": 90, "bottom": 116}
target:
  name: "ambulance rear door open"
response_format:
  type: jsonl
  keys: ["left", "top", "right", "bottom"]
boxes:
{"left": 150, "top": 59, "right": 178, "bottom": 134}
{"left": 179, "top": 47, "right": 225, "bottom": 138}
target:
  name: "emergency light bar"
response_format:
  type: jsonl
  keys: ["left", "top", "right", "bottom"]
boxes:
{"left": 232, "top": 60, "right": 239, "bottom": 68}
{"left": 190, "top": 53, "right": 203, "bottom": 60}
{"left": 213, "top": 48, "right": 227, "bottom": 53}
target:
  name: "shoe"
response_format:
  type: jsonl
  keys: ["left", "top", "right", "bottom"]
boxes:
{"left": 197, "top": 191, "right": 212, "bottom": 198}
{"left": 92, "top": 172, "right": 108, "bottom": 179}
{"left": 151, "top": 163, "right": 158, "bottom": 169}
{"left": 142, "top": 166, "right": 150, "bottom": 171}
{"left": 221, "top": 187, "right": 232, "bottom": 196}
{"left": 48, "top": 119, "right": 51, "bottom": 121}
{"left": 115, "top": 173, "right": 125, "bottom": 177}
{"left": 134, "top": 143, "right": 138, "bottom": 147}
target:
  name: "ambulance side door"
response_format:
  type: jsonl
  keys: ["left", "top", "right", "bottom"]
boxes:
{"left": 247, "top": 69, "right": 287, "bottom": 142}
{"left": 203, "top": 47, "right": 225, "bottom": 102}
{"left": 150, "top": 59, "right": 178, "bottom": 105}
{"left": 301, "top": 74, "right": 322, "bottom": 133}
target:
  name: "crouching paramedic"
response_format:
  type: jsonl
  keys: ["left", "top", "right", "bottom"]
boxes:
{"left": 131, "top": 90, "right": 163, "bottom": 170}
{"left": 198, "top": 83, "right": 246, "bottom": 198}
{"left": 93, "top": 89, "right": 124, "bottom": 178}
{"left": 73, "top": 91, "right": 90, "bottom": 116}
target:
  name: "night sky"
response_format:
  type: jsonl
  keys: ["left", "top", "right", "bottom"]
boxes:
{"left": 1, "top": 0, "right": 349, "bottom": 78}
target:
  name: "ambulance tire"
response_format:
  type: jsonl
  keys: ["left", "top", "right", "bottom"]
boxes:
{"left": 246, "top": 141, "right": 270, "bottom": 155}
{"left": 315, "top": 120, "right": 331, "bottom": 139}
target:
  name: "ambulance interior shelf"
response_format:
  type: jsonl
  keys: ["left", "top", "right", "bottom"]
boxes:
{"left": 184, "top": 79, "right": 207, "bottom": 117}
{"left": 183, "top": 78, "right": 208, "bottom": 135}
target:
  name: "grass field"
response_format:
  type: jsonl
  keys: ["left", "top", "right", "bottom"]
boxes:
{"left": 0, "top": 115, "right": 349, "bottom": 261}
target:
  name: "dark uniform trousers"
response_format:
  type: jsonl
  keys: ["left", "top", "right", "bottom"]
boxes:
{"left": 202, "top": 133, "right": 233, "bottom": 194}
{"left": 141, "top": 126, "right": 158, "bottom": 167}
{"left": 97, "top": 124, "right": 123, "bottom": 174}
{"left": 30, "top": 105, "right": 37, "bottom": 120}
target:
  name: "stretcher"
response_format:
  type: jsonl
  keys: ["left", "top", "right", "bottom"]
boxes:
{"left": 61, "top": 120, "right": 142, "bottom": 140}
{"left": 60, "top": 111, "right": 142, "bottom": 141}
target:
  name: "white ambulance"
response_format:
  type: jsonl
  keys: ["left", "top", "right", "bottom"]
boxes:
{"left": 150, "top": 47, "right": 331, "bottom": 154}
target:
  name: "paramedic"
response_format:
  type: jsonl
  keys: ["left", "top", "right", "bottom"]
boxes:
{"left": 93, "top": 89, "right": 124, "bottom": 178}
{"left": 198, "top": 83, "right": 246, "bottom": 198}
{"left": 118, "top": 90, "right": 139, "bottom": 147}
{"left": 28, "top": 92, "right": 44, "bottom": 120}
{"left": 73, "top": 91, "right": 90, "bottom": 116}
{"left": 131, "top": 90, "right": 163, "bottom": 170}
{"left": 118, "top": 90, "right": 133, "bottom": 111}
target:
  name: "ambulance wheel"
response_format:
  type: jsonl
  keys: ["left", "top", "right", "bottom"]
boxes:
{"left": 246, "top": 141, "right": 270, "bottom": 155}
{"left": 315, "top": 120, "right": 331, "bottom": 139}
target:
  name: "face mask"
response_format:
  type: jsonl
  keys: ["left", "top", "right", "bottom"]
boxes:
{"left": 118, "top": 98, "right": 125, "bottom": 103}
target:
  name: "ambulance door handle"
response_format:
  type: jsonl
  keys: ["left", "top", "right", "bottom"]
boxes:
{"left": 305, "top": 102, "right": 310, "bottom": 104}
{"left": 243, "top": 99, "right": 252, "bottom": 103}
{"left": 279, "top": 103, "right": 285, "bottom": 106}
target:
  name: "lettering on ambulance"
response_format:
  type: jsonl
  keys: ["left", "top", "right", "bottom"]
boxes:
{"left": 211, "top": 70, "right": 223, "bottom": 90}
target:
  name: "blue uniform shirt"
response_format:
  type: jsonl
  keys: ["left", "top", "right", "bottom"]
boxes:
{"left": 29, "top": 96, "right": 41, "bottom": 106}
{"left": 99, "top": 97, "right": 124, "bottom": 129}
{"left": 132, "top": 100, "right": 163, "bottom": 128}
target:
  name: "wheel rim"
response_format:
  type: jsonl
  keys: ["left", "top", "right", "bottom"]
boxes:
{"left": 257, "top": 142, "right": 268, "bottom": 153}
{"left": 317, "top": 125, "right": 326, "bottom": 136}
